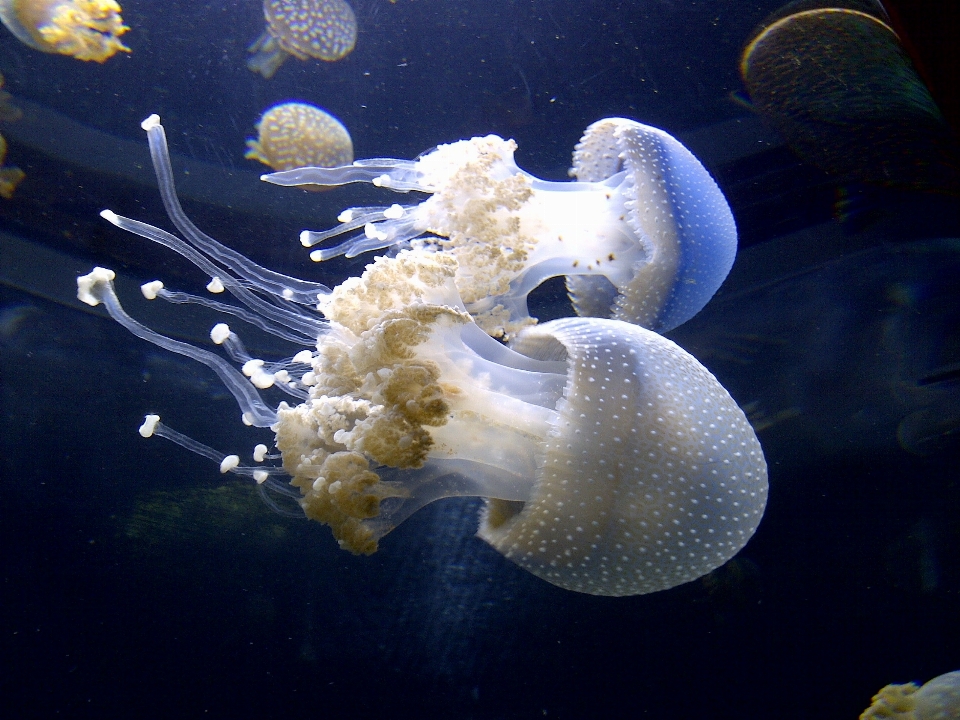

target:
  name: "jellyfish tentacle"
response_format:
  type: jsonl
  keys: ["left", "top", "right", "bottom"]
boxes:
{"left": 264, "top": 160, "right": 422, "bottom": 190}
{"left": 155, "top": 287, "right": 316, "bottom": 346}
{"left": 101, "top": 210, "right": 325, "bottom": 340}
{"left": 141, "top": 115, "right": 330, "bottom": 306}
{"left": 139, "top": 415, "right": 301, "bottom": 516}
{"left": 77, "top": 268, "right": 279, "bottom": 428}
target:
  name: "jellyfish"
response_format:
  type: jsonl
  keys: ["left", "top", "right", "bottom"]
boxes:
{"left": 76, "top": 115, "right": 767, "bottom": 596}
{"left": 245, "top": 102, "right": 353, "bottom": 177}
{"left": 0, "top": 0, "right": 129, "bottom": 62}
{"left": 264, "top": 117, "right": 737, "bottom": 338}
{"left": 740, "top": 7, "right": 959, "bottom": 192}
{"left": 861, "top": 670, "right": 960, "bottom": 720}
{"left": 247, "top": 0, "right": 357, "bottom": 80}
{"left": 0, "top": 71, "right": 24, "bottom": 198}
{"left": 0, "top": 134, "right": 25, "bottom": 198}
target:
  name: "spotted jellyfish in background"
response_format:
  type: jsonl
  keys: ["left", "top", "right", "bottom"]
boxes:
{"left": 248, "top": 0, "right": 357, "bottom": 79}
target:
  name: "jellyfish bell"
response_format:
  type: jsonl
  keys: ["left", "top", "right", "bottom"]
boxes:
{"left": 740, "top": 6, "right": 959, "bottom": 192}
{"left": 0, "top": 0, "right": 130, "bottom": 62}
{"left": 247, "top": 0, "right": 357, "bottom": 79}
{"left": 861, "top": 670, "right": 960, "bottom": 720}
{"left": 245, "top": 102, "right": 353, "bottom": 192}
{"left": 77, "top": 115, "right": 767, "bottom": 596}
{"left": 265, "top": 117, "right": 737, "bottom": 339}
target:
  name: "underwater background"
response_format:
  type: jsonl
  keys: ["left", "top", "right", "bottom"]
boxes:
{"left": 1, "top": 0, "right": 958, "bottom": 717}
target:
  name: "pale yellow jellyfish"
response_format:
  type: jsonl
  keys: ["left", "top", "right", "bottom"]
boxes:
{"left": 244, "top": 102, "right": 353, "bottom": 177}
{"left": 861, "top": 670, "right": 960, "bottom": 720}
{"left": 247, "top": 0, "right": 357, "bottom": 79}
{"left": 0, "top": 0, "right": 129, "bottom": 62}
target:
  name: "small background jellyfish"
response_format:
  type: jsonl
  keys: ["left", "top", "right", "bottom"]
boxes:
{"left": 740, "top": 4, "right": 959, "bottom": 193}
{"left": 0, "top": 0, "right": 129, "bottom": 62}
{"left": 861, "top": 670, "right": 960, "bottom": 720}
{"left": 247, "top": 0, "right": 357, "bottom": 80}
{"left": 0, "top": 71, "right": 24, "bottom": 198}
{"left": 245, "top": 102, "right": 353, "bottom": 177}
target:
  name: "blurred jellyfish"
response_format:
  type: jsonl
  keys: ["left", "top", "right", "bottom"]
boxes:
{"left": 0, "top": 72, "right": 24, "bottom": 199}
{"left": 247, "top": 0, "right": 357, "bottom": 79}
{"left": 0, "top": 135, "right": 25, "bottom": 198}
{"left": 0, "top": 0, "right": 130, "bottom": 62}
{"left": 0, "top": 71, "right": 20, "bottom": 122}
{"left": 741, "top": 6, "right": 958, "bottom": 192}
{"left": 861, "top": 670, "right": 960, "bottom": 720}
{"left": 245, "top": 102, "right": 353, "bottom": 178}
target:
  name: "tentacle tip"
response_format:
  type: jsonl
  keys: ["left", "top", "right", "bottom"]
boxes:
{"left": 139, "top": 414, "right": 161, "bottom": 438}
{"left": 99, "top": 209, "right": 119, "bottom": 225}
{"left": 141, "top": 114, "right": 161, "bottom": 131}
{"left": 77, "top": 266, "right": 116, "bottom": 306}
{"left": 210, "top": 323, "right": 231, "bottom": 344}
{"left": 140, "top": 280, "right": 164, "bottom": 300}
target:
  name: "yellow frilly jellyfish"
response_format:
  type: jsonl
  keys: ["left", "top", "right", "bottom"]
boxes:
{"left": 247, "top": 0, "right": 357, "bottom": 80}
{"left": 245, "top": 102, "right": 353, "bottom": 175}
{"left": 0, "top": 0, "right": 129, "bottom": 62}
{"left": 861, "top": 670, "right": 960, "bottom": 720}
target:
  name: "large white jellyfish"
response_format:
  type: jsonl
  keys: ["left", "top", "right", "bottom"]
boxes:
{"left": 264, "top": 117, "right": 737, "bottom": 338}
{"left": 77, "top": 115, "right": 766, "bottom": 596}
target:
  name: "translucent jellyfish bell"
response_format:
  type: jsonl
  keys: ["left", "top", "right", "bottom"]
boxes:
{"left": 79, "top": 114, "right": 767, "bottom": 596}
{"left": 0, "top": 0, "right": 130, "bottom": 62}
{"left": 247, "top": 0, "right": 357, "bottom": 79}
{"left": 265, "top": 117, "right": 738, "bottom": 338}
